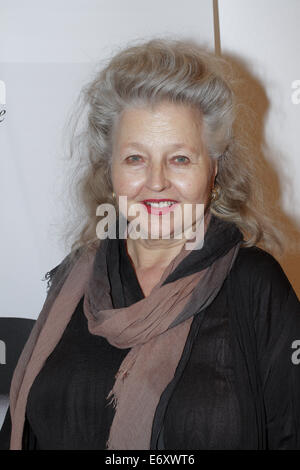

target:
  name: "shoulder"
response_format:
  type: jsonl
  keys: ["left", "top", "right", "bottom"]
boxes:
{"left": 43, "top": 246, "right": 85, "bottom": 293}
{"left": 233, "top": 245, "right": 283, "bottom": 274}
{"left": 228, "top": 245, "right": 300, "bottom": 338}
{"left": 227, "top": 245, "right": 300, "bottom": 328}
{"left": 230, "top": 245, "right": 293, "bottom": 296}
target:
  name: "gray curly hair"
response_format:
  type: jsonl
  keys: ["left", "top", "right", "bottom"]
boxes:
{"left": 59, "top": 37, "right": 285, "bottom": 258}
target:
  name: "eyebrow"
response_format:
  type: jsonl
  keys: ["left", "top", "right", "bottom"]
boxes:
{"left": 121, "top": 142, "right": 198, "bottom": 154}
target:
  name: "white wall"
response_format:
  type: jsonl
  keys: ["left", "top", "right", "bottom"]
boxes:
{"left": 0, "top": 0, "right": 214, "bottom": 319}
{"left": 218, "top": 0, "right": 300, "bottom": 295}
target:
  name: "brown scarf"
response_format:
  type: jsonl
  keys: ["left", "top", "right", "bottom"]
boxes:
{"left": 9, "top": 212, "right": 243, "bottom": 450}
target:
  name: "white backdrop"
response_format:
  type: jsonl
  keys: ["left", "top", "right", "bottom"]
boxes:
{"left": 218, "top": 0, "right": 300, "bottom": 295}
{"left": 0, "top": 0, "right": 214, "bottom": 320}
{"left": 0, "top": 0, "right": 299, "bottom": 321}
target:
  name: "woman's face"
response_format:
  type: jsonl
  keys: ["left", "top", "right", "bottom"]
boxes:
{"left": 111, "top": 100, "right": 218, "bottom": 241}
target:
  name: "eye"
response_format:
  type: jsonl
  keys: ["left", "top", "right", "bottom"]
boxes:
{"left": 172, "top": 156, "right": 190, "bottom": 164}
{"left": 126, "top": 155, "right": 143, "bottom": 163}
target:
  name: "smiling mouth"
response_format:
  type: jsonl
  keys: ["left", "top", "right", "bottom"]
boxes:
{"left": 140, "top": 200, "right": 180, "bottom": 215}
{"left": 143, "top": 201, "right": 178, "bottom": 208}
{"left": 142, "top": 199, "right": 178, "bottom": 209}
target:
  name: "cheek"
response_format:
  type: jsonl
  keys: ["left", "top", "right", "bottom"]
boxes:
{"left": 175, "top": 170, "right": 212, "bottom": 200}
{"left": 111, "top": 163, "right": 144, "bottom": 197}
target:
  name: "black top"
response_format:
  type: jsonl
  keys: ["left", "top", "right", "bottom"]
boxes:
{"left": 1, "top": 215, "right": 300, "bottom": 450}
{"left": 26, "top": 295, "right": 131, "bottom": 450}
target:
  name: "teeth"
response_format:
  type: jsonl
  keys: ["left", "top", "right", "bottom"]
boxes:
{"left": 144, "top": 201, "right": 176, "bottom": 208}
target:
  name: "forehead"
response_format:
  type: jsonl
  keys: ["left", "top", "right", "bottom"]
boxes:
{"left": 112, "top": 101, "right": 204, "bottom": 149}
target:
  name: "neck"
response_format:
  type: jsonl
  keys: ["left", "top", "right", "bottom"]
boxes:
{"left": 125, "top": 210, "right": 211, "bottom": 271}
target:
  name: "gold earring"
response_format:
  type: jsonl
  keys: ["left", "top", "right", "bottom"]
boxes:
{"left": 211, "top": 186, "right": 219, "bottom": 201}
{"left": 112, "top": 191, "right": 116, "bottom": 200}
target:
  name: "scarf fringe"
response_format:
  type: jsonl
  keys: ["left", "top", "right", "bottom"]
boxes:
{"left": 106, "top": 365, "right": 129, "bottom": 408}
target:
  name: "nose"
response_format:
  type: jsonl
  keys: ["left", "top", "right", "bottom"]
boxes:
{"left": 145, "top": 161, "right": 170, "bottom": 192}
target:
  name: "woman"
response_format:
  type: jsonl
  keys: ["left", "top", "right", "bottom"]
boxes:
{"left": 1, "top": 38, "right": 300, "bottom": 450}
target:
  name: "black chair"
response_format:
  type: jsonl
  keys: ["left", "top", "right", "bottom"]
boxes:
{"left": 0, "top": 317, "right": 35, "bottom": 395}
